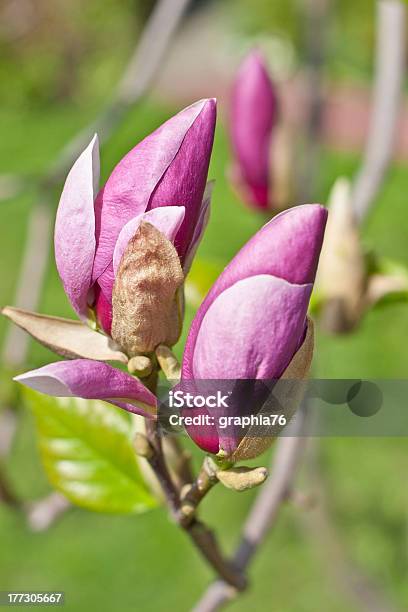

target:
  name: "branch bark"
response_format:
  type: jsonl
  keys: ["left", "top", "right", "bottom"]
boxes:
{"left": 193, "top": 405, "right": 308, "bottom": 612}
{"left": 352, "top": 0, "right": 406, "bottom": 223}
{"left": 143, "top": 420, "right": 246, "bottom": 591}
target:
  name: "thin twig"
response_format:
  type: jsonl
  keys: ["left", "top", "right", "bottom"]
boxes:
{"left": 0, "top": 407, "right": 19, "bottom": 507}
{"left": 46, "top": 0, "right": 193, "bottom": 187}
{"left": 193, "top": 405, "right": 308, "bottom": 612}
{"left": 145, "top": 419, "right": 182, "bottom": 519}
{"left": 352, "top": 0, "right": 406, "bottom": 223}
{"left": 143, "top": 420, "right": 246, "bottom": 591}
{"left": 0, "top": 408, "right": 18, "bottom": 458}
{"left": 163, "top": 435, "right": 194, "bottom": 488}
{"left": 179, "top": 457, "right": 219, "bottom": 521}
{"left": 0, "top": 174, "right": 27, "bottom": 202}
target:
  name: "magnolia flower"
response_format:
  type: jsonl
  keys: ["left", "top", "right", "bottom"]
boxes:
{"left": 58, "top": 98, "right": 216, "bottom": 348}
{"left": 4, "top": 98, "right": 216, "bottom": 363}
{"left": 180, "top": 204, "right": 327, "bottom": 459}
{"left": 230, "top": 51, "right": 279, "bottom": 211}
{"left": 5, "top": 100, "right": 216, "bottom": 418}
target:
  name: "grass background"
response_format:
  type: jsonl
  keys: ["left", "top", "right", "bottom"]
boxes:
{"left": 0, "top": 96, "right": 407, "bottom": 611}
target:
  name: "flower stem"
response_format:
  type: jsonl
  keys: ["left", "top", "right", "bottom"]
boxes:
{"left": 143, "top": 420, "right": 246, "bottom": 591}
{"left": 179, "top": 457, "right": 219, "bottom": 520}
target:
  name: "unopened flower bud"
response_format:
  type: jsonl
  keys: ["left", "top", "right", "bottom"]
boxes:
{"left": 315, "top": 178, "right": 367, "bottom": 332}
{"left": 216, "top": 466, "right": 268, "bottom": 491}
{"left": 181, "top": 205, "right": 327, "bottom": 459}
{"left": 230, "top": 51, "right": 279, "bottom": 211}
{"left": 53, "top": 99, "right": 216, "bottom": 342}
{"left": 128, "top": 355, "right": 153, "bottom": 378}
{"left": 156, "top": 344, "right": 181, "bottom": 381}
{"left": 111, "top": 222, "right": 184, "bottom": 356}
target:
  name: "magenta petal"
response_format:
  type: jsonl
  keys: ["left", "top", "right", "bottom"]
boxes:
{"left": 92, "top": 99, "right": 215, "bottom": 283}
{"left": 183, "top": 182, "right": 213, "bottom": 274}
{"left": 182, "top": 205, "right": 327, "bottom": 376}
{"left": 93, "top": 284, "right": 113, "bottom": 334}
{"left": 188, "top": 425, "right": 219, "bottom": 454}
{"left": 247, "top": 183, "right": 269, "bottom": 209}
{"left": 149, "top": 99, "right": 216, "bottom": 262}
{"left": 55, "top": 135, "right": 99, "bottom": 319}
{"left": 231, "top": 51, "right": 278, "bottom": 209}
{"left": 226, "top": 205, "right": 328, "bottom": 285}
{"left": 189, "top": 275, "right": 311, "bottom": 379}
{"left": 15, "top": 359, "right": 156, "bottom": 418}
{"left": 183, "top": 405, "right": 220, "bottom": 454}
{"left": 112, "top": 206, "right": 185, "bottom": 275}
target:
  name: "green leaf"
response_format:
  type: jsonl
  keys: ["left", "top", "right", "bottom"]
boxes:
{"left": 185, "top": 257, "right": 224, "bottom": 308}
{"left": 24, "top": 389, "right": 157, "bottom": 514}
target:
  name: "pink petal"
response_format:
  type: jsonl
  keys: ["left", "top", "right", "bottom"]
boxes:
{"left": 183, "top": 205, "right": 327, "bottom": 376}
{"left": 54, "top": 135, "right": 99, "bottom": 319}
{"left": 190, "top": 275, "right": 311, "bottom": 379}
{"left": 183, "top": 182, "right": 213, "bottom": 274}
{"left": 15, "top": 359, "right": 156, "bottom": 418}
{"left": 150, "top": 99, "right": 216, "bottom": 263}
{"left": 112, "top": 206, "right": 185, "bottom": 275}
{"left": 93, "top": 284, "right": 113, "bottom": 334}
{"left": 92, "top": 99, "right": 214, "bottom": 283}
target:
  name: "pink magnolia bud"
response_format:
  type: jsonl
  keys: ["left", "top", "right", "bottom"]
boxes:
{"left": 181, "top": 204, "right": 327, "bottom": 458}
{"left": 54, "top": 99, "right": 216, "bottom": 348}
{"left": 230, "top": 51, "right": 278, "bottom": 210}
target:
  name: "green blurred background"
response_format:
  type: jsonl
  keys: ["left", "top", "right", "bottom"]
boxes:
{"left": 0, "top": 0, "right": 407, "bottom": 610}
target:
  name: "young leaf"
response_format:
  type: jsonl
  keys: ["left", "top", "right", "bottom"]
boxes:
{"left": 2, "top": 307, "right": 128, "bottom": 363}
{"left": 24, "top": 389, "right": 157, "bottom": 514}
